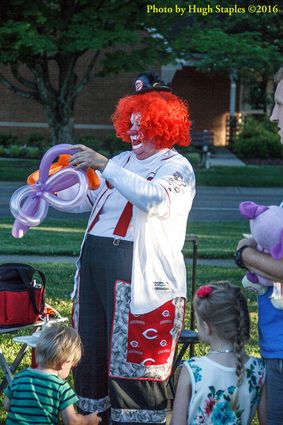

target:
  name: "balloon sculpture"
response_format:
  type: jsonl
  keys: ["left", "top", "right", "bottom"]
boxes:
{"left": 10, "top": 144, "right": 100, "bottom": 238}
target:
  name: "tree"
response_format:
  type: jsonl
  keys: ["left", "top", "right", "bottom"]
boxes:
{"left": 0, "top": 1, "right": 171, "bottom": 144}
{"left": 160, "top": 0, "right": 283, "bottom": 142}
{"left": 168, "top": 0, "right": 282, "bottom": 78}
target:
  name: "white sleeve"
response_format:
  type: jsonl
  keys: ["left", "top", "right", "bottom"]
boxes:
{"left": 101, "top": 156, "right": 195, "bottom": 218}
{"left": 57, "top": 173, "right": 105, "bottom": 213}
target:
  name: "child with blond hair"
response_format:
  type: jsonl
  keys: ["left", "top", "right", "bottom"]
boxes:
{"left": 171, "top": 281, "right": 266, "bottom": 425}
{"left": 3, "top": 324, "right": 101, "bottom": 425}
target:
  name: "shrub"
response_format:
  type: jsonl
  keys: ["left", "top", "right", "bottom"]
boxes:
{"left": 76, "top": 135, "right": 103, "bottom": 151}
{"left": 77, "top": 135, "right": 128, "bottom": 157}
{"left": 186, "top": 152, "right": 201, "bottom": 166}
{"left": 25, "top": 133, "right": 50, "bottom": 150}
{"left": 101, "top": 136, "right": 128, "bottom": 156}
{"left": 234, "top": 116, "right": 283, "bottom": 159}
{"left": 5, "top": 144, "right": 22, "bottom": 157}
{"left": 0, "top": 134, "right": 20, "bottom": 147}
{"left": 25, "top": 146, "right": 41, "bottom": 158}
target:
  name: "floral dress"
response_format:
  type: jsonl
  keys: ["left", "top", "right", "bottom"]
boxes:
{"left": 185, "top": 356, "right": 265, "bottom": 425}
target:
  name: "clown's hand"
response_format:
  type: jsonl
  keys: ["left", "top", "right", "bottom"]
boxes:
{"left": 69, "top": 144, "right": 109, "bottom": 172}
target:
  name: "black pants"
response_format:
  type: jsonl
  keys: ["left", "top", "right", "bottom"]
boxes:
{"left": 73, "top": 235, "right": 183, "bottom": 425}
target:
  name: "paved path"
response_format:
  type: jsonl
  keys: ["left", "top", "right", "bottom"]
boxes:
{"left": 190, "top": 186, "right": 282, "bottom": 221}
{"left": 0, "top": 254, "right": 235, "bottom": 268}
{"left": 1, "top": 183, "right": 282, "bottom": 222}
{"left": 208, "top": 147, "right": 246, "bottom": 167}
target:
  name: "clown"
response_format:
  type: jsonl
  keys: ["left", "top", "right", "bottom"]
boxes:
{"left": 65, "top": 72, "right": 195, "bottom": 425}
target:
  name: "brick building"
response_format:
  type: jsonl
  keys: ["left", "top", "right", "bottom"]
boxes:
{"left": 0, "top": 62, "right": 242, "bottom": 146}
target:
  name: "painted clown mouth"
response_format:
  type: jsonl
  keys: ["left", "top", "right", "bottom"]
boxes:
{"left": 130, "top": 134, "right": 143, "bottom": 150}
{"left": 132, "top": 142, "right": 143, "bottom": 150}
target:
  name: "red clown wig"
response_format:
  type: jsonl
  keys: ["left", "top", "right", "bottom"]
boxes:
{"left": 112, "top": 91, "right": 191, "bottom": 149}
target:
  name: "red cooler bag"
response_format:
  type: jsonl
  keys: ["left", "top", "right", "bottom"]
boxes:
{"left": 0, "top": 263, "right": 45, "bottom": 327}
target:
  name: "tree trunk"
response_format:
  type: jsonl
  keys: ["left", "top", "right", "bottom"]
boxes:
{"left": 43, "top": 102, "right": 75, "bottom": 145}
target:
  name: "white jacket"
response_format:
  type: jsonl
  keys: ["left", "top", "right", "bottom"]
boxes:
{"left": 71, "top": 149, "right": 195, "bottom": 314}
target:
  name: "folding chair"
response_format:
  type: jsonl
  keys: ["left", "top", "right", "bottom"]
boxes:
{"left": 168, "top": 234, "right": 199, "bottom": 397}
{"left": 0, "top": 308, "right": 67, "bottom": 393}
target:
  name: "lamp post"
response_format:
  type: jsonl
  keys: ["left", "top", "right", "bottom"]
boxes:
{"left": 229, "top": 69, "right": 238, "bottom": 145}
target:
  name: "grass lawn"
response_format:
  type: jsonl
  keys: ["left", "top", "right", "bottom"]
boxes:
{"left": 196, "top": 165, "right": 283, "bottom": 187}
{"left": 1, "top": 157, "right": 283, "bottom": 187}
{"left": 0, "top": 217, "right": 249, "bottom": 258}
{"left": 0, "top": 158, "right": 39, "bottom": 182}
{"left": 0, "top": 264, "right": 261, "bottom": 424}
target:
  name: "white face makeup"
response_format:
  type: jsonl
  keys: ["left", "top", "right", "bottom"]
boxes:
{"left": 129, "top": 113, "right": 143, "bottom": 149}
{"left": 270, "top": 80, "right": 283, "bottom": 144}
{"left": 128, "top": 113, "right": 159, "bottom": 160}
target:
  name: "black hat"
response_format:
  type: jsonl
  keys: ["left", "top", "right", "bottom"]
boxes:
{"left": 134, "top": 72, "right": 172, "bottom": 94}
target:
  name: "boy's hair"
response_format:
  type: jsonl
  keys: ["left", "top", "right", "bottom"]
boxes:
{"left": 35, "top": 324, "right": 82, "bottom": 369}
{"left": 193, "top": 281, "right": 250, "bottom": 409}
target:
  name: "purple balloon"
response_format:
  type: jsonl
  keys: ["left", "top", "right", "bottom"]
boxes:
{"left": 10, "top": 144, "right": 89, "bottom": 238}
{"left": 38, "top": 143, "right": 80, "bottom": 182}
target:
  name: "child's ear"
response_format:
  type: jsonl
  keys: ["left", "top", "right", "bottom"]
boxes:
{"left": 203, "top": 320, "right": 212, "bottom": 335}
{"left": 57, "top": 361, "right": 66, "bottom": 372}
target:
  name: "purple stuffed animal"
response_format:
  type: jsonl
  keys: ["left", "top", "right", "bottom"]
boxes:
{"left": 239, "top": 201, "right": 283, "bottom": 307}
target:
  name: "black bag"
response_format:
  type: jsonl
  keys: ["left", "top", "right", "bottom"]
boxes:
{"left": 0, "top": 263, "right": 45, "bottom": 326}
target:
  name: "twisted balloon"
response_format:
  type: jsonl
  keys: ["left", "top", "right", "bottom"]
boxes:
{"left": 10, "top": 144, "right": 89, "bottom": 238}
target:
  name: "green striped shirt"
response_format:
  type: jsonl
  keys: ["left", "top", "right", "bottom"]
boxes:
{"left": 4, "top": 368, "right": 78, "bottom": 424}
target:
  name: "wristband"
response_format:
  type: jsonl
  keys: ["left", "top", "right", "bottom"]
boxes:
{"left": 234, "top": 245, "right": 250, "bottom": 269}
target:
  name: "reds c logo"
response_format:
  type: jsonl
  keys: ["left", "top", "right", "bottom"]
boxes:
{"left": 135, "top": 79, "right": 144, "bottom": 92}
{"left": 142, "top": 328, "right": 158, "bottom": 339}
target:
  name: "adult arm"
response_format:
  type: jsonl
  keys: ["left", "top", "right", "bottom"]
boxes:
{"left": 170, "top": 365, "right": 191, "bottom": 425}
{"left": 237, "top": 238, "right": 283, "bottom": 282}
{"left": 70, "top": 145, "right": 195, "bottom": 218}
{"left": 257, "top": 382, "right": 267, "bottom": 425}
{"left": 102, "top": 154, "right": 195, "bottom": 217}
{"left": 102, "top": 159, "right": 170, "bottom": 216}
{"left": 61, "top": 405, "right": 101, "bottom": 425}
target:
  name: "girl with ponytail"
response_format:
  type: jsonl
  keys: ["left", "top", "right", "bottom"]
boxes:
{"left": 171, "top": 281, "right": 266, "bottom": 425}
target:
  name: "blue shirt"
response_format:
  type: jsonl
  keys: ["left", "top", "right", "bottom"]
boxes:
{"left": 258, "top": 287, "right": 283, "bottom": 358}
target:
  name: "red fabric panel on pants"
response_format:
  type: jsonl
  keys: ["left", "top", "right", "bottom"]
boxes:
{"left": 127, "top": 300, "right": 175, "bottom": 366}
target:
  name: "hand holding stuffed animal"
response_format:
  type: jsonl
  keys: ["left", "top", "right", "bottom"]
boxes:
{"left": 239, "top": 201, "right": 283, "bottom": 308}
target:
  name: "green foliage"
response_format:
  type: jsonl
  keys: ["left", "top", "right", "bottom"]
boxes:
{"left": 234, "top": 117, "right": 283, "bottom": 159}
{"left": 0, "top": 132, "right": 127, "bottom": 159}
{"left": 0, "top": 1, "right": 174, "bottom": 145}
{"left": 186, "top": 152, "right": 201, "bottom": 166}
{"left": 24, "top": 146, "right": 41, "bottom": 158}
{"left": 25, "top": 133, "right": 50, "bottom": 149}
{"left": 0, "top": 1, "right": 172, "bottom": 74}
{"left": 0, "top": 132, "right": 50, "bottom": 158}
{"left": 76, "top": 134, "right": 128, "bottom": 157}
{"left": 3, "top": 144, "right": 46, "bottom": 159}
{"left": 0, "top": 134, "right": 20, "bottom": 146}
{"left": 168, "top": 0, "right": 283, "bottom": 81}
{"left": 0, "top": 2, "right": 150, "bottom": 62}
{"left": 6, "top": 144, "right": 22, "bottom": 157}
